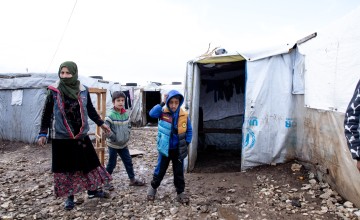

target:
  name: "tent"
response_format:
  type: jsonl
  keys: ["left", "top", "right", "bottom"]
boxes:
{"left": 0, "top": 73, "right": 121, "bottom": 143}
{"left": 184, "top": 41, "right": 308, "bottom": 171}
{"left": 128, "top": 82, "right": 184, "bottom": 127}
{"left": 296, "top": 6, "right": 360, "bottom": 207}
{"left": 185, "top": 5, "right": 360, "bottom": 207}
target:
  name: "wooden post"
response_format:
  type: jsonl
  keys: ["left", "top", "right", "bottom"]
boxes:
{"left": 88, "top": 88, "right": 107, "bottom": 166}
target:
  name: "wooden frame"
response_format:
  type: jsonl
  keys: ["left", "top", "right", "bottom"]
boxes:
{"left": 88, "top": 88, "right": 107, "bottom": 166}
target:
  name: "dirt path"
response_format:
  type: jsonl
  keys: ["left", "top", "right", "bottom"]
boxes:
{"left": 0, "top": 128, "right": 357, "bottom": 219}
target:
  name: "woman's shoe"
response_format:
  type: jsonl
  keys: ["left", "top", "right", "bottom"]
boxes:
{"left": 64, "top": 198, "right": 75, "bottom": 210}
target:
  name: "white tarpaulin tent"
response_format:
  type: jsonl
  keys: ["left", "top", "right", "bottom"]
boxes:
{"left": 298, "top": 7, "right": 360, "bottom": 113}
{"left": 184, "top": 42, "right": 307, "bottom": 171}
{"left": 296, "top": 6, "right": 360, "bottom": 207}
{"left": 0, "top": 73, "right": 120, "bottom": 143}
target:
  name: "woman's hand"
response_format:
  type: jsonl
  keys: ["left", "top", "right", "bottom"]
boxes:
{"left": 101, "top": 124, "right": 111, "bottom": 135}
{"left": 38, "top": 136, "right": 47, "bottom": 147}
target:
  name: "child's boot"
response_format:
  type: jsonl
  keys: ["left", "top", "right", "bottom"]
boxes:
{"left": 176, "top": 192, "right": 189, "bottom": 204}
{"left": 147, "top": 186, "right": 157, "bottom": 201}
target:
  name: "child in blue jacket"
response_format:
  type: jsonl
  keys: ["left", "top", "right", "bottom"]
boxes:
{"left": 147, "top": 90, "right": 192, "bottom": 203}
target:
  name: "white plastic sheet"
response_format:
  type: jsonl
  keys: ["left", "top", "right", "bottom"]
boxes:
{"left": 242, "top": 52, "right": 298, "bottom": 169}
{"left": 297, "top": 6, "right": 360, "bottom": 113}
{"left": 11, "top": 90, "right": 23, "bottom": 105}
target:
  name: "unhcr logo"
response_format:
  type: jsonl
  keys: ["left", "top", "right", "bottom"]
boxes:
{"left": 243, "top": 128, "right": 256, "bottom": 149}
{"left": 285, "top": 118, "right": 296, "bottom": 128}
{"left": 248, "top": 117, "right": 258, "bottom": 126}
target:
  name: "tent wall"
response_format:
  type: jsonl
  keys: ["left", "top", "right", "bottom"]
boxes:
{"left": 0, "top": 88, "right": 46, "bottom": 143}
{"left": 296, "top": 108, "right": 360, "bottom": 208}
{"left": 0, "top": 73, "right": 120, "bottom": 144}
{"left": 295, "top": 6, "right": 360, "bottom": 208}
{"left": 241, "top": 51, "right": 300, "bottom": 169}
{"left": 184, "top": 61, "right": 199, "bottom": 171}
{"left": 297, "top": 7, "right": 360, "bottom": 113}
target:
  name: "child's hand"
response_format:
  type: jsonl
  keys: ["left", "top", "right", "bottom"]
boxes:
{"left": 101, "top": 124, "right": 111, "bottom": 135}
{"left": 162, "top": 94, "right": 168, "bottom": 103}
{"left": 38, "top": 137, "right": 47, "bottom": 147}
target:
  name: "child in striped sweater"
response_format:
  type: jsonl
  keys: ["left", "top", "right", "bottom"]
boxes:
{"left": 104, "top": 91, "right": 145, "bottom": 190}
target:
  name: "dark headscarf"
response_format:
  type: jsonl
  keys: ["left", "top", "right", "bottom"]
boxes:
{"left": 58, "top": 61, "right": 80, "bottom": 100}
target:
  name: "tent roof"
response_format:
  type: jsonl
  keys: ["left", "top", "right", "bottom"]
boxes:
{"left": 192, "top": 33, "right": 316, "bottom": 64}
{"left": 0, "top": 73, "right": 120, "bottom": 90}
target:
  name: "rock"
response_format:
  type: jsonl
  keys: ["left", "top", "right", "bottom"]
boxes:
{"left": 354, "top": 210, "right": 360, "bottom": 216}
{"left": 291, "top": 199, "right": 301, "bottom": 208}
{"left": 1, "top": 201, "right": 11, "bottom": 209}
{"left": 301, "top": 184, "right": 311, "bottom": 190}
{"left": 291, "top": 163, "right": 302, "bottom": 171}
{"left": 170, "top": 207, "right": 178, "bottom": 215}
{"left": 309, "top": 179, "right": 317, "bottom": 185}
{"left": 200, "top": 205, "right": 209, "bottom": 213}
{"left": 343, "top": 201, "right": 354, "bottom": 208}
{"left": 227, "top": 189, "right": 235, "bottom": 193}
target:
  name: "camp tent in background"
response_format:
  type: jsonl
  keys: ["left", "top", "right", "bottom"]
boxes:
{"left": 127, "top": 82, "right": 184, "bottom": 127}
{"left": 0, "top": 73, "right": 120, "bottom": 143}
{"left": 296, "top": 5, "right": 360, "bottom": 208}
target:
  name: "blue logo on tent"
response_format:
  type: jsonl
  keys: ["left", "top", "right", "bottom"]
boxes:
{"left": 248, "top": 117, "right": 258, "bottom": 126}
{"left": 243, "top": 128, "right": 256, "bottom": 149}
{"left": 285, "top": 118, "right": 296, "bottom": 128}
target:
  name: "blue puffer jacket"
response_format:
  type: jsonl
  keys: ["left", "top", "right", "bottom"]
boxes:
{"left": 149, "top": 90, "right": 192, "bottom": 159}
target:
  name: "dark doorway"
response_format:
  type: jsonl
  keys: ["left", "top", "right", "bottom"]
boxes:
{"left": 193, "top": 61, "right": 245, "bottom": 173}
{"left": 145, "top": 91, "right": 161, "bottom": 125}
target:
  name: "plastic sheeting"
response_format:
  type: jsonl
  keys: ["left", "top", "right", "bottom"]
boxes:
{"left": 185, "top": 47, "right": 305, "bottom": 171}
{"left": 0, "top": 73, "right": 121, "bottom": 143}
{"left": 242, "top": 51, "right": 299, "bottom": 169}
{"left": 296, "top": 108, "right": 360, "bottom": 208}
{"left": 0, "top": 88, "right": 46, "bottom": 143}
{"left": 297, "top": 6, "right": 360, "bottom": 113}
{"left": 203, "top": 116, "right": 243, "bottom": 150}
{"left": 200, "top": 77, "right": 244, "bottom": 121}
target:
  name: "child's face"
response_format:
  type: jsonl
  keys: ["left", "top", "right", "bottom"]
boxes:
{"left": 59, "top": 67, "right": 72, "bottom": 78}
{"left": 113, "top": 97, "right": 125, "bottom": 110}
{"left": 168, "top": 97, "right": 180, "bottom": 112}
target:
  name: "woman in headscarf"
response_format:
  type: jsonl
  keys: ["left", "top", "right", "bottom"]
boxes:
{"left": 37, "top": 61, "right": 112, "bottom": 210}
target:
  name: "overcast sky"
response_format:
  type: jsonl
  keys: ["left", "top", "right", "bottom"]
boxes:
{"left": 0, "top": 0, "right": 359, "bottom": 85}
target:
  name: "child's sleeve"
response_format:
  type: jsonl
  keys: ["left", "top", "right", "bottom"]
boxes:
{"left": 104, "top": 116, "right": 115, "bottom": 140}
{"left": 149, "top": 103, "right": 164, "bottom": 118}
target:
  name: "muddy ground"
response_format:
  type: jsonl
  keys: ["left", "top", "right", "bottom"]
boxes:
{"left": 0, "top": 127, "right": 358, "bottom": 219}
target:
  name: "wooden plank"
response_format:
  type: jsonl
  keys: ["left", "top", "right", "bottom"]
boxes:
{"left": 88, "top": 88, "right": 107, "bottom": 93}
{"left": 129, "top": 149, "right": 145, "bottom": 156}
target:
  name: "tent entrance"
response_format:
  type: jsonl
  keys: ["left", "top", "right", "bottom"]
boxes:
{"left": 144, "top": 91, "right": 161, "bottom": 125}
{"left": 192, "top": 61, "right": 245, "bottom": 173}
